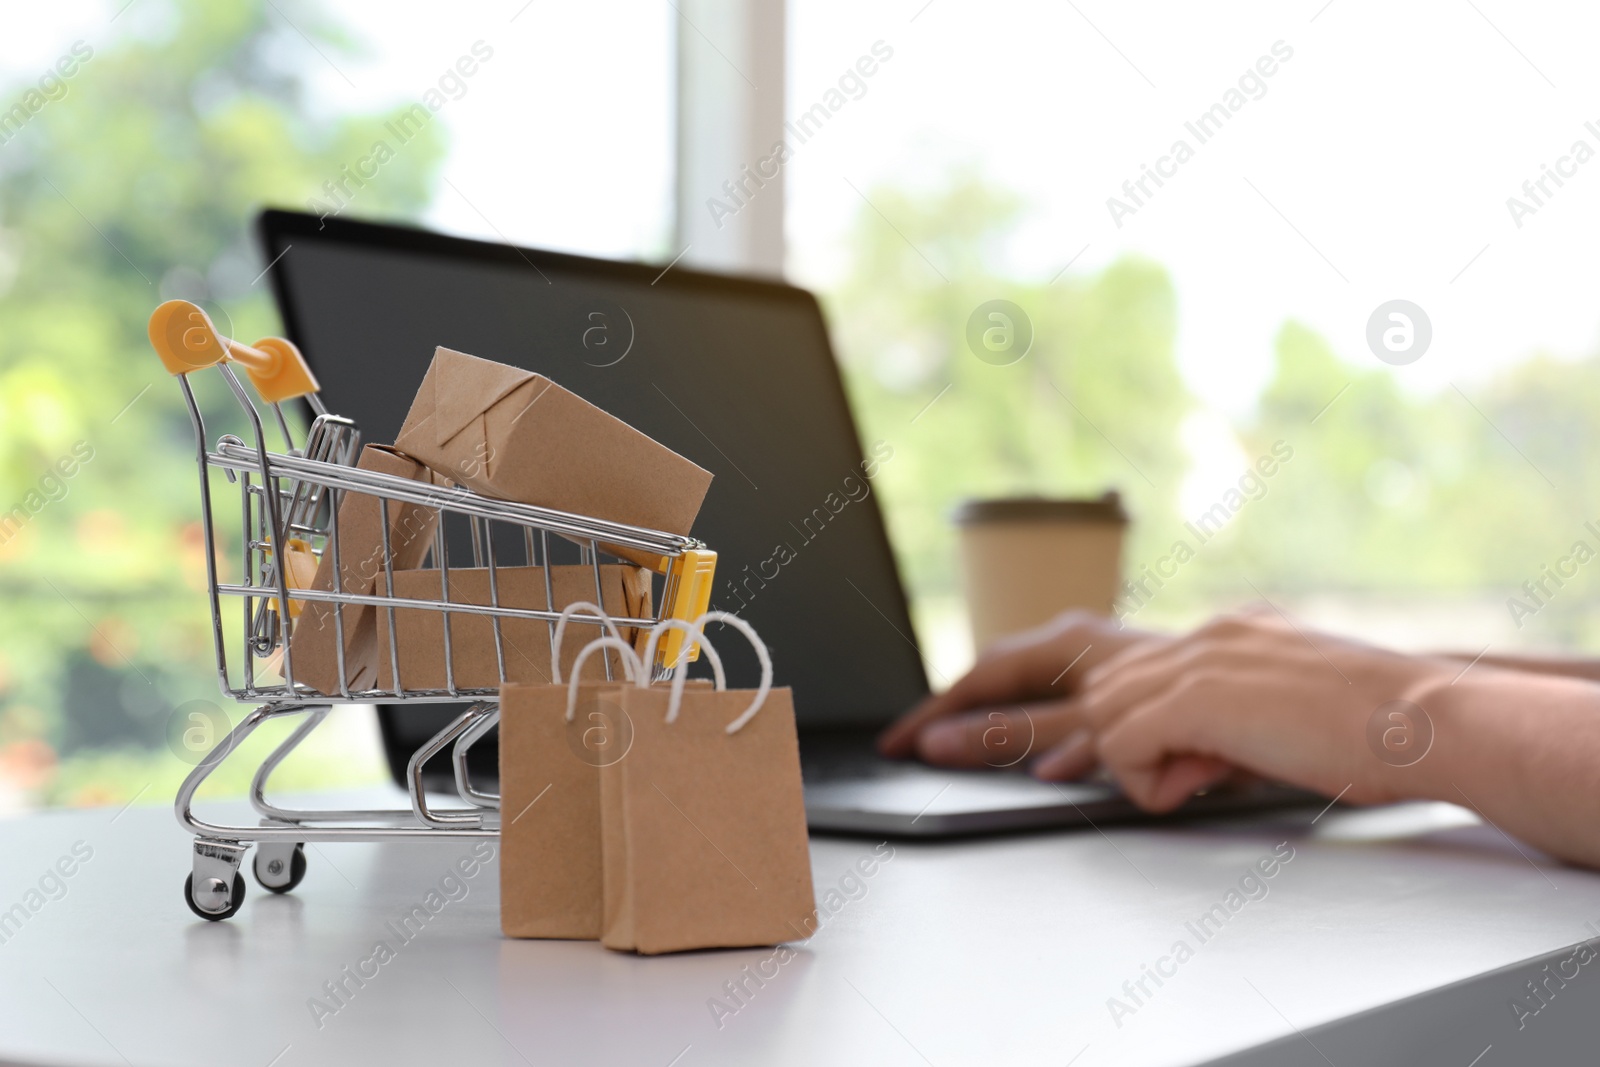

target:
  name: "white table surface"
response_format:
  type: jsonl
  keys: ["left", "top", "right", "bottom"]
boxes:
{"left": 0, "top": 789, "right": 1595, "bottom": 1067}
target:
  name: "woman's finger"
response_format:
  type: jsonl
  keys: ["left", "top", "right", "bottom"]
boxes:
{"left": 914, "top": 702, "right": 1088, "bottom": 768}
{"left": 1079, "top": 641, "right": 1264, "bottom": 733}
{"left": 1138, "top": 755, "right": 1236, "bottom": 811}
{"left": 1077, "top": 628, "right": 1179, "bottom": 689}
{"left": 1098, "top": 718, "right": 1231, "bottom": 811}
{"left": 878, "top": 614, "right": 1112, "bottom": 756}
{"left": 1029, "top": 728, "right": 1097, "bottom": 781}
{"left": 1093, "top": 683, "right": 1219, "bottom": 796}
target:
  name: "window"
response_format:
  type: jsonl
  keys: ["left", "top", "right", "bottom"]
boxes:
{"left": 788, "top": 0, "right": 1600, "bottom": 676}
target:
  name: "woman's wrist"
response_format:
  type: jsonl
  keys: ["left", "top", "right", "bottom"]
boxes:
{"left": 1402, "top": 666, "right": 1600, "bottom": 867}
{"left": 1396, "top": 669, "right": 1509, "bottom": 807}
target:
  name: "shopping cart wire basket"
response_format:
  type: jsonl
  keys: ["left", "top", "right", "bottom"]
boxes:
{"left": 147, "top": 299, "right": 717, "bottom": 921}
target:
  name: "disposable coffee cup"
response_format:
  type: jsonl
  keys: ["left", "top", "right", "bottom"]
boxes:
{"left": 953, "top": 492, "right": 1128, "bottom": 651}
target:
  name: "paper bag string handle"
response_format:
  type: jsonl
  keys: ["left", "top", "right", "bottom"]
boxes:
{"left": 561, "top": 621, "right": 728, "bottom": 721}
{"left": 550, "top": 601, "right": 632, "bottom": 686}
{"left": 664, "top": 611, "right": 772, "bottom": 734}
{"left": 642, "top": 619, "right": 726, "bottom": 691}
{"left": 565, "top": 637, "right": 645, "bottom": 722}
{"left": 566, "top": 612, "right": 769, "bottom": 732}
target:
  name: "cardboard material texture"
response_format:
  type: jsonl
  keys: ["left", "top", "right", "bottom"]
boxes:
{"left": 393, "top": 347, "right": 713, "bottom": 535}
{"left": 599, "top": 686, "right": 815, "bottom": 955}
{"left": 371, "top": 565, "right": 651, "bottom": 692}
{"left": 498, "top": 683, "right": 626, "bottom": 940}
{"left": 285, "top": 445, "right": 444, "bottom": 695}
{"left": 500, "top": 678, "right": 717, "bottom": 942}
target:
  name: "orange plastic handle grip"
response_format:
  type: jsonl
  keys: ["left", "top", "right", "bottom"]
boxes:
{"left": 148, "top": 299, "right": 319, "bottom": 404}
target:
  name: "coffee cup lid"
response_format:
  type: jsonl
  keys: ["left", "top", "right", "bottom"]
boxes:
{"left": 952, "top": 491, "right": 1128, "bottom": 526}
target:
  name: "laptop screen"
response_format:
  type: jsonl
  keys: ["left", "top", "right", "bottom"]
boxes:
{"left": 258, "top": 210, "right": 928, "bottom": 730}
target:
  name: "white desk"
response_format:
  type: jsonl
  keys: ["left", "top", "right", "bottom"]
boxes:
{"left": 1, "top": 791, "right": 1596, "bottom": 1067}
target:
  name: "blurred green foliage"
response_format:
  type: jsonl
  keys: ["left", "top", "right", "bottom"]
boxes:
{"left": 825, "top": 173, "right": 1190, "bottom": 602}
{"left": 827, "top": 172, "right": 1600, "bottom": 652}
{"left": 1218, "top": 326, "right": 1600, "bottom": 648}
{"left": 0, "top": 0, "right": 442, "bottom": 807}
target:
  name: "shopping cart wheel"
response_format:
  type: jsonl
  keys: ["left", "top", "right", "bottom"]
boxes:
{"left": 253, "top": 843, "right": 307, "bottom": 894}
{"left": 184, "top": 871, "right": 246, "bottom": 922}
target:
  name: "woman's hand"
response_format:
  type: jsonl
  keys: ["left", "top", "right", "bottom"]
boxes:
{"left": 1076, "top": 613, "right": 1600, "bottom": 868}
{"left": 885, "top": 607, "right": 1600, "bottom": 868}
{"left": 876, "top": 610, "right": 1166, "bottom": 765}
{"left": 883, "top": 608, "right": 1450, "bottom": 800}
{"left": 1045, "top": 612, "right": 1453, "bottom": 808}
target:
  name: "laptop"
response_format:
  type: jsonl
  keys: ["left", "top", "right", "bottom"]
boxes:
{"left": 258, "top": 209, "right": 1318, "bottom": 837}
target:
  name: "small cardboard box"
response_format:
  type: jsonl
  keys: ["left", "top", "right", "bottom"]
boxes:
{"left": 393, "top": 347, "right": 713, "bottom": 535}
{"left": 370, "top": 564, "right": 651, "bottom": 692}
{"left": 285, "top": 445, "right": 444, "bottom": 695}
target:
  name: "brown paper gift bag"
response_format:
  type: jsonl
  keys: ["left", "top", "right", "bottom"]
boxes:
{"left": 285, "top": 445, "right": 444, "bottom": 694}
{"left": 579, "top": 614, "right": 815, "bottom": 955}
{"left": 498, "top": 681, "right": 627, "bottom": 939}
{"left": 370, "top": 564, "right": 651, "bottom": 692}
{"left": 392, "top": 347, "right": 712, "bottom": 535}
{"left": 498, "top": 609, "right": 718, "bottom": 939}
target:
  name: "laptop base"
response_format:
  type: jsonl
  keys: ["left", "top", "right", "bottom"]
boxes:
{"left": 800, "top": 728, "right": 1326, "bottom": 838}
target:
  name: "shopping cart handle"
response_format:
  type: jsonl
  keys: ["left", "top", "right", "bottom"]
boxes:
{"left": 148, "top": 299, "right": 319, "bottom": 404}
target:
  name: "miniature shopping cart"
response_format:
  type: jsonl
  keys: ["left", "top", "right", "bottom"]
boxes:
{"left": 148, "top": 300, "right": 717, "bottom": 921}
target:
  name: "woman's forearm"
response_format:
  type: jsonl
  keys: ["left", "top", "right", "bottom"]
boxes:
{"left": 1445, "top": 651, "right": 1600, "bottom": 684}
{"left": 1412, "top": 669, "right": 1600, "bottom": 868}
